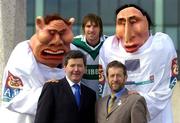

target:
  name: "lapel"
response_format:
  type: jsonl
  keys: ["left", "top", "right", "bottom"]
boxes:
{"left": 79, "top": 84, "right": 87, "bottom": 109}
{"left": 106, "top": 88, "right": 129, "bottom": 117}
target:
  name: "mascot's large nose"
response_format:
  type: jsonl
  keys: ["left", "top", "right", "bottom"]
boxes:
{"left": 124, "top": 21, "right": 131, "bottom": 44}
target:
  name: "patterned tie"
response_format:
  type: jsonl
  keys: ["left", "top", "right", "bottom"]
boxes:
{"left": 73, "top": 84, "right": 81, "bottom": 107}
{"left": 108, "top": 94, "right": 116, "bottom": 113}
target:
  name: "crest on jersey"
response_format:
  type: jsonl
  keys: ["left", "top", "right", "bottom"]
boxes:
{"left": 98, "top": 64, "right": 105, "bottom": 97}
{"left": 3, "top": 71, "right": 23, "bottom": 102}
{"left": 170, "top": 58, "right": 178, "bottom": 89}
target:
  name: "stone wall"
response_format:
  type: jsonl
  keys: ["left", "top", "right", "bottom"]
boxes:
{"left": 0, "top": 0, "right": 26, "bottom": 102}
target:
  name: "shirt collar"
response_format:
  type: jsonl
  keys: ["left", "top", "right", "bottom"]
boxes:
{"left": 114, "top": 87, "right": 126, "bottom": 99}
{"left": 80, "top": 35, "right": 106, "bottom": 49}
{"left": 66, "top": 76, "right": 81, "bottom": 87}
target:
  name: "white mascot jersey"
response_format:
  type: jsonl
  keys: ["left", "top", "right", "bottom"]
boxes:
{"left": 99, "top": 32, "right": 178, "bottom": 123}
{"left": 0, "top": 40, "right": 65, "bottom": 123}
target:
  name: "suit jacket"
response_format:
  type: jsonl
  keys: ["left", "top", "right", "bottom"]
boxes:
{"left": 95, "top": 88, "right": 147, "bottom": 123}
{"left": 34, "top": 77, "right": 96, "bottom": 123}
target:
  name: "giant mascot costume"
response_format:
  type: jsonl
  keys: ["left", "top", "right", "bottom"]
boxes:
{"left": 99, "top": 4, "right": 178, "bottom": 123}
{"left": 0, "top": 14, "right": 74, "bottom": 123}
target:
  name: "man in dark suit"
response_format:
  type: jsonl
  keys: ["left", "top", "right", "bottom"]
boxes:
{"left": 34, "top": 50, "right": 96, "bottom": 123}
{"left": 96, "top": 60, "right": 148, "bottom": 123}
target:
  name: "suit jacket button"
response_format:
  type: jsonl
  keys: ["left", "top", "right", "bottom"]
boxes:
{"left": 106, "top": 118, "right": 109, "bottom": 120}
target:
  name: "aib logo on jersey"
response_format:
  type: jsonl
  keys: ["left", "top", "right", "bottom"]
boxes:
{"left": 3, "top": 71, "right": 23, "bottom": 102}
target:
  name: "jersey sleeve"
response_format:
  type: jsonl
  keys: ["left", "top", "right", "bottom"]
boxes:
{"left": 1, "top": 43, "right": 44, "bottom": 115}
{"left": 139, "top": 33, "right": 178, "bottom": 120}
{"left": 1, "top": 66, "right": 43, "bottom": 115}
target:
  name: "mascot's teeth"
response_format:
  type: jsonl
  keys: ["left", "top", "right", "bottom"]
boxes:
{"left": 44, "top": 50, "right": 64, "bottom": 54}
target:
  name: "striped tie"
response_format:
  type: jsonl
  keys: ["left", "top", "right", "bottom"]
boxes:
{"left": 108, "top": 94, "right": 116, "bottom": 113}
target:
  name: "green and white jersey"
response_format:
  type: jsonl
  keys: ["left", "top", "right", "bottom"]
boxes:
{"left": 70, "top": 35, "right": 108, "bottom": 97}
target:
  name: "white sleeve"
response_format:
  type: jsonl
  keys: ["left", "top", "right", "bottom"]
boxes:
{"left": 1, "top": 67, "right": 43, "bottom": 115}
{"left": 1, "top": 41, "right": 46, "bottom": 115}
{"left": 139, "top": 34, "right": 178, "bottom": 120}
{"left": 7, "top": 86, "right": 42, "bottom": 115}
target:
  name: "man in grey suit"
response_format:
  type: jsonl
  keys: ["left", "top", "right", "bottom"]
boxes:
{"left": 96, "top": 60, "right": 147, "bottom": 123}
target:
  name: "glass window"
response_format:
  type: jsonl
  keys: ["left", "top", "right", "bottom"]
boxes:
{"left": 26, "top": 26, "right": 34, "bottom": 39}
{"left": 178, "top": 26, "right": 180, "bottom": 49}
{"left": 100, "top": 0, "right": 117, "bottom": 24}
{"left": 164, "top": 0, "right": 178, "bottom": 25}
{"left": 26, "top": 0, "right": 35, "bottom": 38}
{"left": 119, "top": 0, "right": 139, "bottom": 6}
{"left": 80, "top": 0, "right": 98, "bottom": 22}
{"left": 103, "top": 26, "right": 115, "bottom": 36}
{"left": 44, "top": 0, "right": 59, "bottom": 15}
{"left": 73, "top": 25, "right": 82, "bottom": 36}
{"left": 60, "top": 0, "right": 78, "bottom": 19}
{"left": 139, "top": 0, "right": 154, "bottom": 25}
{"left": 27, "top": 0, "right": 35, "bottom": 24}
{"left": 164, "top": 27, "right": 178, "bottom": 49}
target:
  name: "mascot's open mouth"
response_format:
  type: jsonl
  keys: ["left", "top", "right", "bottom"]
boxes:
{"left": 42, "top": 49, "right": 65, "bottom": 56}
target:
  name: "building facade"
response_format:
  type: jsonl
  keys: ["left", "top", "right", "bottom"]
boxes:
{"left": 27, "top": 0, "right": 179, "bottom": 78}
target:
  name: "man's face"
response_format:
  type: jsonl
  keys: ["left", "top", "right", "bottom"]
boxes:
{"left": 64, "top": 58, "right": 85, "bottom": 83}
{"left": 107, "top": 67, "right": 127, "bottom": 93}
{"left": 116, "top": 7, "right": 149, "bottom": 53}
{"left": 84, "top": 21, "right": 100, "bottom": 47}
{"left": 31, "top": 19, "right": 73, "bottom": 68}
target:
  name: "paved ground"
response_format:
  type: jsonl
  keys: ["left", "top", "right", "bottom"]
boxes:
{"left": 0, "top": 82, "right": 180, "bottom": 122}
{"left": 172, "top": 82, "right": 180, "bottom": 123}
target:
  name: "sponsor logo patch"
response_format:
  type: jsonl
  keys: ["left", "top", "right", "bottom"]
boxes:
{"left": 171, "top": 58, "right": 178, "bottom": 76}
{"left": 169, "top": 58, "right": 178, "bottom": 89}
{"left": 3, "top": 71, "right": 23, "bottom": 102}
{"left": 125, "top": 59, "right": 140, "bottom": 72}
{"left": 83, "top": 65, "right": 99, "bottom": 80}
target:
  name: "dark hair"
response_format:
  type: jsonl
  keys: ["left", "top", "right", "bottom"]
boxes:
{"left": 82, "top": 13, "right": 103, "bottom": 37}
{"left": 106, "top": 60, "right": 127, "bottom": 77}
{"left": 115, "top": 4, "right": 153, "bottom": 30}
{"left": 44, "top": 13, "right": 71, "bottom": 25}
{"left": 63, "top": 50, "right": 86, "bottom": 66}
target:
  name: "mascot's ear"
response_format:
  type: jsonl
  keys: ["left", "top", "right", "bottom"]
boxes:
{"left": 35, "top": 16, "right": 45, "bottom": 31}
{"left": 68, "top": 17, "right": 75, "bottom": 28}
{"left": 69, "top": 17, "right": 75, "bottom": 24}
